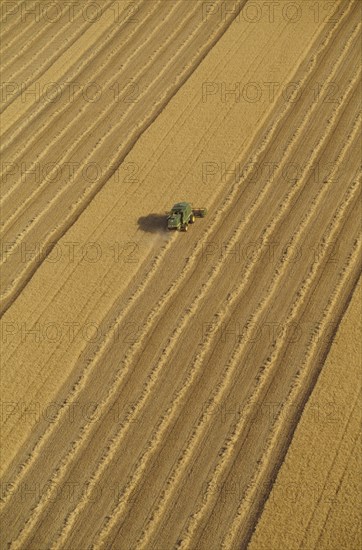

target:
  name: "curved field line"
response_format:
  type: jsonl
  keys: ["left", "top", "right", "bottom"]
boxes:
{"left": 0, "top": 0, "right": 201, "bottom": 256}
{"left": 0, "top": 2, "right": 352, "bottom": 508}
{"left": 133, "top": 108, "right": 362, "bottom": 550}
{"left": 0, "top": 0, "right": 155, "bottom": 194}
{"left": 0, "top": 1, "right": 115, "bottom": 113}
{"left": 0, "top": 1, "right": 88, "bottom": 70}
{"left": 222, "top": 233, "right": 362, "bottom": 550}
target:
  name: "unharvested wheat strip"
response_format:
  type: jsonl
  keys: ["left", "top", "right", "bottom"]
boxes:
{"left": 0, "top": 0, "right": 114, "bottom": 112}
{"left": 133, "top": 99, "right": 362, "bottom": 550}
{"left": 0, "top": 0, "right": 170, "bottom": 206}
{"left": 0, "top": 1, "right": 88, "bottom": 70}
{"left": 176, "top": 130, "right": 361, "bottom": 549}
{"left": 33, "top": 56, "right": 358, "bottom": 550}
{"left": 93, "top": 62, "right": 361, "bottom": 550}
{"left": 0, "top": 0, "right": 348, "bottom": 500}
{"left": 0, "top": 0, "right": 199, "bottom": 251}
{"left": 300, "top": 399, "right": 361, "bottom": 548}
{"left": 138, "top": 20, "right": 286, "bottom": 195}
{"left": 311, "top": 428, "right": 362, "bottom": 549}
{"left": 0, "top": 0, "right": 149, "bottom": 192}
{"left": 222, "top": 234, "right": 362, "bottom": 549}
{"left": 155, "top": 0, "right": 355, "bottom": 188}
{"left": 0, "top": 0, "right": 121, "bottom": 135}
{"left": 114, "top": 0, "right": 301, "bottom": 196}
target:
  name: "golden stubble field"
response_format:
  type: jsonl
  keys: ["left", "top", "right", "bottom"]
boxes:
{"left": 0, "top": 0, "right": 361, "bottom": 548}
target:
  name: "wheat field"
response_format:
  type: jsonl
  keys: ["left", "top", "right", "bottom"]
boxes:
{"left": 1, "top": 1, "right": 361, "bottom": 548}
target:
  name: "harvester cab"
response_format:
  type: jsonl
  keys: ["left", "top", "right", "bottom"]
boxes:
{"left": 167, "top": 202, "right": 207, "bottom": 231}
{"left": 167, "top": 208, "right": 183, "bottom": 230}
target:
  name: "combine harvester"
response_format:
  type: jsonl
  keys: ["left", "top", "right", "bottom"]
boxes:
{"left": 167, "top": 201, "right": 207, "bottom": 231}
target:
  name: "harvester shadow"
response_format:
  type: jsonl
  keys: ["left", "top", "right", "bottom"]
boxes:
{"left": 138, "top": 213, "right": 168, "bottom": 234}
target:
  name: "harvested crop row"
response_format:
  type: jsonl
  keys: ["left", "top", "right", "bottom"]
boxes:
{"left": 3, "top": 4, "right": 362, "bottom": 548}
{"left": 1, "top": 1, "right": 360, "bottom": 548}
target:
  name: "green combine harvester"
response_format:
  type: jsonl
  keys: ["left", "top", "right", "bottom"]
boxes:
{"left": 167, "top": 202, "right": 207, "bottom": 231}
